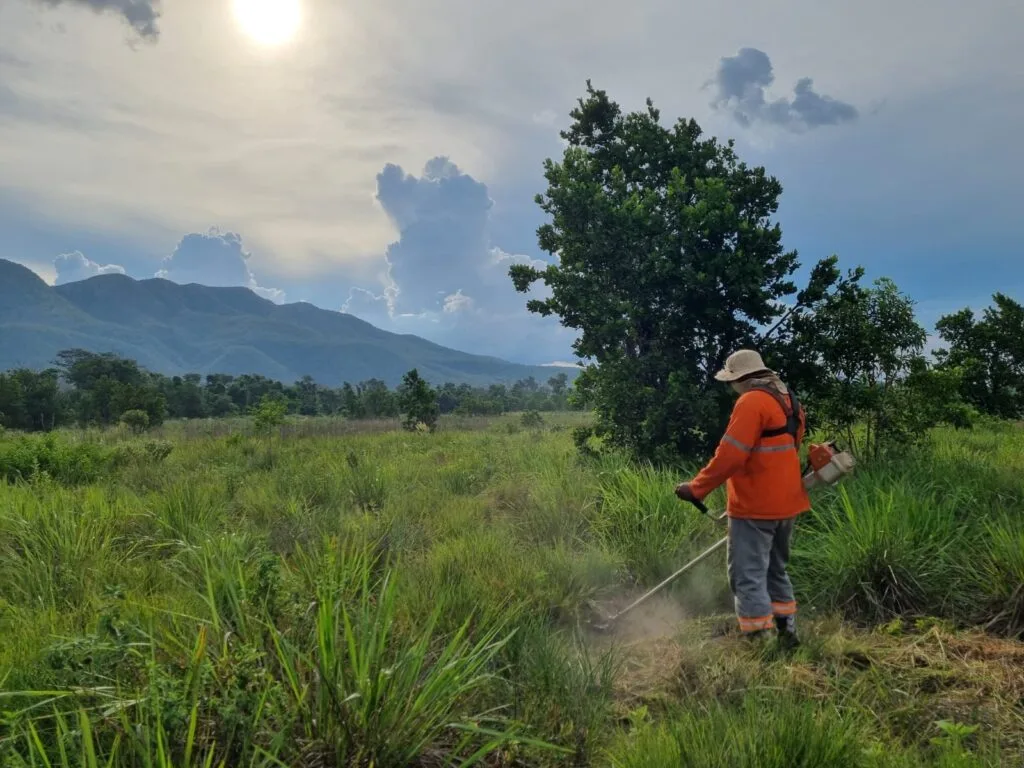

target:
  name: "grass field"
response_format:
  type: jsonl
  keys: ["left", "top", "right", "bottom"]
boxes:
{"left": 1, "top": 412, "right": 1022, "bottom": 766}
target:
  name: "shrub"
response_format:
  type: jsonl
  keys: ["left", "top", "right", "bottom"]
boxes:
{"left": 398, "top": 369, "right": 439, "bottom": 433}
{"left": 252, "top": 396, "right": 287, "bottom": 434}
{"left": 521, "top": 410, "right": 545, "bottom": 430}
{"left": 0, "top": 432, "right": 114, "bottom": 485}
{"left": 120, "top": 409, "right": 150, "bottom": 434}
{"left": 112, "top": 439, "right": 174, "bottom": 467}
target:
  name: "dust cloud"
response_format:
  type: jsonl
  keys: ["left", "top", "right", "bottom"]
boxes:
{"left": 584, "top": 560, "right": 732, "bottom": 645}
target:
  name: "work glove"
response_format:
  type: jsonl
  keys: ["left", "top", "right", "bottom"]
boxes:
{"left": 674, "top": 482, "right": 699, "bottom": 503}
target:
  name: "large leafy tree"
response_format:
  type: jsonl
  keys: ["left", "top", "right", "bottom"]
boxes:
{"left": 56, "top": 349, "right": 166, "bottom": 428}
{"left": 510, "top": 83, "right": 844, "bottom": 462}
{"left": 0, "top": 368, "right": 64, "bottom": 431}
{"left": 935, "top": 293, "right": 1024, "bottom": 419}
{"left": 779, "top": 277, "right": 969, "bottom": 456}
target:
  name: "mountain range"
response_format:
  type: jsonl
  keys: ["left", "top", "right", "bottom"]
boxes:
{"left": 0, "top": 259, "right": 577, "bottom": 387}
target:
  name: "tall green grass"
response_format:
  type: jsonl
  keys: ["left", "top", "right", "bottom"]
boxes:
{"left": 794, "top": 482, "right": 973, "bottom": 621}
{"left": 1, "top": 417, "right": 1021, "bottom": 765}
{"left": 269, "top": 568, "right": 522, "bottom": 765}
{"left": 605, "top": 693, "right": 998, "bottom": 768}
{"left": 593, "top": 463, "right": 715, "bottom": 584}
{"left": 792, "top": 426, "right": 1024, "bottom": 633}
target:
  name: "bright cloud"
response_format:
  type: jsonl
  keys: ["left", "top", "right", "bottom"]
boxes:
{"left": 53, "top": 250, "right": 125, "bottom": 284}
{"left": 157, "top": 228, "right": 285, "bottom": 303}
{"left": 341, "top": 157, "right": 575, "bottom": 361}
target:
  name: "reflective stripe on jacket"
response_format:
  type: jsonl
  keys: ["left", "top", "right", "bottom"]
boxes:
{"left": 689, "top": 388, "right": 811, "bottom": 520}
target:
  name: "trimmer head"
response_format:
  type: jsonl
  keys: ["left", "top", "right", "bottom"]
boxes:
{"left": 583, "top": 599, "right": 618, "bottom": 633}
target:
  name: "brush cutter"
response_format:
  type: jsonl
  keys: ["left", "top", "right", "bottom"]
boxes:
{"left": 585, "top": 442, "right": 856, "bottom": 633}
{"left": 586, "top": 499, "right": 727, "bottom": 632}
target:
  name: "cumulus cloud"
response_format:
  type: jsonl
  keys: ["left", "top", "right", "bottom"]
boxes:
{"left": 156, "top": 228, "right": 285, "bottom": 303}
{"left": 371, "top": 157, "right": 493, "bottom": 315}
{"left": 341, "top": 157, "right": 575, "bottom": 363}
{"left": 53, "top": 250, "right": 125, "bottom": 285}
{"left": 709, "top": 48, "right": 858, "bottom": 131}
{"left": 364, "top": 158, "right": 552, "bottom": 317}
{"left": 443, "top": 290, "right": 474, "bottom": 313}
{"left": 34, "top": 0, "right": 161, "bottom": 39}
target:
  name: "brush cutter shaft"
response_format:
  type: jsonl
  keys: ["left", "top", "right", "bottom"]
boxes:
{"left": 603, "top": 503, "right": 727, "bottom": 624}
{"left": 608, "top": 536, "right": 727, "bottom": 622}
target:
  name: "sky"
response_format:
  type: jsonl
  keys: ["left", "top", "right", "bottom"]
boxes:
{"left": 1, "top": 0, "right": 1021, "bottom": 365}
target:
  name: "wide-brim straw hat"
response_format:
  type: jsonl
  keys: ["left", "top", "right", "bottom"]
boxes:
{"left": 714, "top": 349, "right": 774, "bottom": 382}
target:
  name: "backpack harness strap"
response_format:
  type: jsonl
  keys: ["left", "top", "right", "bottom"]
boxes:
{"left": 750, "top": 386, "right": 801, "bottom": 442}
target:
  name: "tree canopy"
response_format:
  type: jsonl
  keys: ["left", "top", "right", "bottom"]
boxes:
{"left": 935, "top": 293, "right": 1024, "bottom": 420}
{"left": 510, "top": 82, "right": 847, "bottom": 462}
{"left": 0, "top": 350, "right": 581, "bottom": 433}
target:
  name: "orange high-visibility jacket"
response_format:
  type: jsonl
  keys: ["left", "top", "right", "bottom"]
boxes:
{"left": 689, "top": 388, "right": 811, "bottom": 520}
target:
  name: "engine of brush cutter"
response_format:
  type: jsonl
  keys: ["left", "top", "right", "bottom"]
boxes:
{"left": 802, "top": 441, "right": 856, "bottom": 490}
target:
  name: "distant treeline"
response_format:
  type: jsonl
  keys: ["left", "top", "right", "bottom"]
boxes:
{"left": 0, "top": 349, "right": 581, "bottom": 432}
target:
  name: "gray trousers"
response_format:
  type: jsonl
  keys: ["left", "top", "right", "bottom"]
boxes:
{"left": 727, "top": 517, "right": 797, "bottom": 633}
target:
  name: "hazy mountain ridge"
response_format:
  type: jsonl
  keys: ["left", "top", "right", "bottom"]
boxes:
{"left": 0, "top": 260, "right": 577, "bottom": 386}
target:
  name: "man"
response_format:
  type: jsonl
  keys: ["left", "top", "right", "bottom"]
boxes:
{"left": 675, "top": 349, "right": 810, "bottom": 646}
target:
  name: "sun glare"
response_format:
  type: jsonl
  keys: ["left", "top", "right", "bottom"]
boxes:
{"left": 233, "top": 0, "right": 301, "bottom": 47}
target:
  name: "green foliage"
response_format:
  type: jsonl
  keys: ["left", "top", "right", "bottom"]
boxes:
{"left": 119, "top": 408, "right": 150, "bottom": 434}
{"left": 547, "top": 372, "right": 569, "bottom": 396}
{"left": 0, "top": 368, "right": 63, "bottom": 431}
{"left": 499, "top": 622, "right": 620, "bottom": 763}
{"left": 3, "top": 345, "right": 582, "bottom": 435}
{"left": 606, "top": 694, "right": 878, "bottom": 768}
{"left": 344, "top": 451, "right": 388, "bottom": 512}
{"left": 975, "top": 513, "right": 1024, "bottom": 637}
{"left": 794, "top": 482, "right": 972, "bottom": 622}
{"left": 57, "top": 348, "right": 167, "bottom": 429}
{"left": 269, "top": 564, "right": 522, "bottom": 766}
{"left": 397, "top": 368, "right": 440, "bottom": 432}
{"left": 594, "top": 463, "right": 712, "bottom": 584}
{"left": 509, "top": 82, "right": 846, "bottom": 463}
{"left": 935, "top": 293, "right": 1024, "bottom": 419}
{"left": 520, "top": 410, "right": 545, "bottom": 430}
{"left": 252, "top": 395, "right": 287, "bottom": 434}
{"left": 3, "top": 358, "right": 581, "bottom": 433}
{"left": 931, "top": 720, "right": 981, "bottom": 752}
{"left": 0, "top": 431, "right": 114, "bottom": 485}
{"left": 779, "top": 277, "right": 967, "bottom": 457}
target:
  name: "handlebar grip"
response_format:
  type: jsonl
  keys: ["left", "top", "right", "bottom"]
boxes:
{"left": 690, "top": 498, "right": 710, "bottom": 516}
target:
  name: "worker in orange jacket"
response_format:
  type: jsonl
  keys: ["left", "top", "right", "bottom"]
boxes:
{"left": 675, "top": 349, "right": 810, "bottom": 646}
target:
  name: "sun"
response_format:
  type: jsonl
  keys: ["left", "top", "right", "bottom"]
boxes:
{"left": 232, "top": 0, "right": 301, "bottom": 47}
